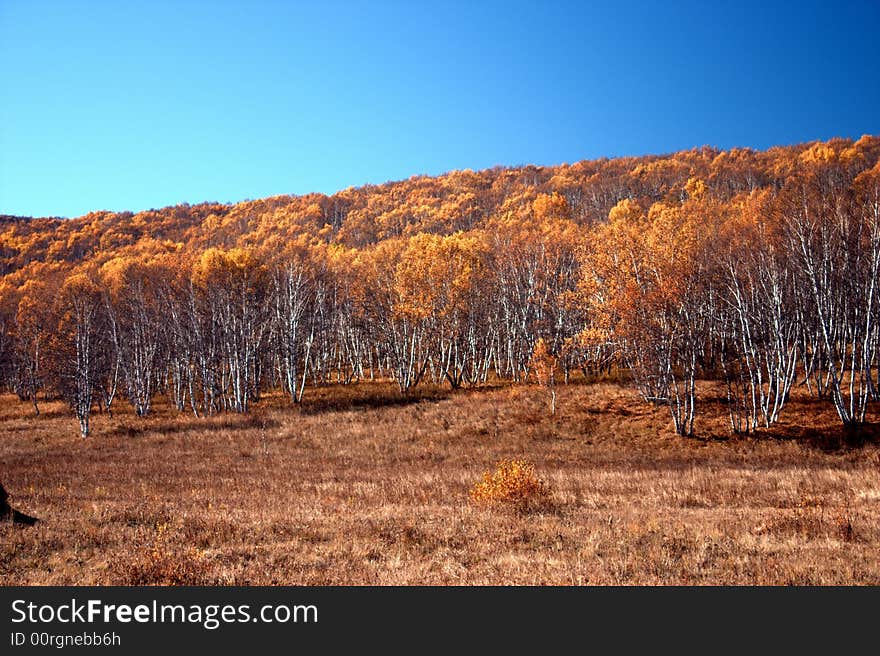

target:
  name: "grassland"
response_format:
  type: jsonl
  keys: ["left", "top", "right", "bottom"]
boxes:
{"left": 1, "top": 379, "right": 879, "bottom": 585}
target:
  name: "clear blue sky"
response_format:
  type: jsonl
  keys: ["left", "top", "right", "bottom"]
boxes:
{"left": 1, "top": 0, "right": 879, "bottom": 218}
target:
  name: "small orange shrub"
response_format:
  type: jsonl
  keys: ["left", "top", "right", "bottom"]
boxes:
{"left": 470, "top": 460, "right": 550, "bottom": 507}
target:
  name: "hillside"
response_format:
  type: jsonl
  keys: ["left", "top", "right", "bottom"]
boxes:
{"left": 2, "top": 137, "right": 876, "bottom": 274}
{"left": 0, "top": 136, "right": 879, "bottom": 439}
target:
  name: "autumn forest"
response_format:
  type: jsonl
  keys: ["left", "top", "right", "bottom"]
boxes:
{"left": 2, "top": 137, "right": 879, "bottom": 439}
{"left": 3, "top": 137, "right": 880, "bottom": 585}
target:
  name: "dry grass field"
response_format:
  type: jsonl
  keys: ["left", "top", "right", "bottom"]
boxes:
{"left": 2, "top": 379, "right": 879, "bottom": 585}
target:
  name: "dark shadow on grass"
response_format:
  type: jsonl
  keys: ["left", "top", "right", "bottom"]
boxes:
{"left": 298, "top": 388, "right": 450, "bottom": 415}
{"left": 106, "top": 415, "right": 282, "bottom": 439}
{"left": 685, "top": 432, "right": 732, "bottom": 444}
{"left": 764, "top": 422, "right": 880, "bottom": 453}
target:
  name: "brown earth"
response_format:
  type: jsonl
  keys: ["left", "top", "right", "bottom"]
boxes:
{"left": 1, "top": 379, "right": 878, "bottom": 585}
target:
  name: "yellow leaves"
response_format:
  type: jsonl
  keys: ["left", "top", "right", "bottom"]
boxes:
{"left": 469, "top": 460, "right": 550, "bottom": 507}
{"left": 646, "top": 202, "right": 693, "bottom": 269}
{"left": 685, "top": 177, "right": 708, "bottom": 200}
{"left": 529, "top": 337, "right": 558, "bottom": 387}
{"left": 99, "top": 256, "right": 137, "bottom": 298}
{"left": 715, "top": 189, "right": 780, "bottom": 258}
{"left": 581, "top": 194, "right": 716, "bottom": 347}
{"left": 574, "top": 326, "right": 612, "bottom": 348}
{"left": 608, "top": 198, "right": 644, "bottom": 227}
{"left": 55, "top": 271, "right": 104, "bottom": 330}
{"left": 392, "top": 232, "right": 485, "bottom": 323}
{"left": 61, "top": 272, "right": 101, "bottom": 300}
{"left": 532, "top": 192, "right": 571, "bottom": 223}
{"left": 588, "top": 200, "right": 647, "bottom": 288}
{"left": 799, "top": 142, "right": 837, "bottom": 166}
{"left": 840, "top": 145, "right": 866, "bottom": 169}
{"left": 192, "top": 247, "right": 267, "bottom": 292}
{"left": 336, "top": 207, "right": 379, "bottom": 247}
{"left": 15, "top": 277, "right": 55, "bottom": 325}
{"left": 853, "top": 159, "right": 880, "bottom": 197}
{"left": 192, "top": 249, "right": 224, "bottom": 289}
{"left": 46, "top": 241, "right": 67, "bottom": 261}
{"left": 630, "top": 157, "right": 692, "bottom": 194}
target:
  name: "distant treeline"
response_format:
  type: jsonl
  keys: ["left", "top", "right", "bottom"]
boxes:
{"left": 0, "top": 137, "right": 878, "bottom": 436}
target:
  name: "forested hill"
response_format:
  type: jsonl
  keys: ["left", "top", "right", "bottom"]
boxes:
{"left": 2, "top": 136, "right": 877, "bottom": 282}
{"left": 2, "top": 136, "right": 879, "bottom": 439}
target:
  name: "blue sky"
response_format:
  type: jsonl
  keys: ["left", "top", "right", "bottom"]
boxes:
{"left": 1, "top": 0, "right": 878, "bottom": 218}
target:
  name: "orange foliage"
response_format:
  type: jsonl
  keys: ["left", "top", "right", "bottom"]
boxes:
{"left": 470, "top": 460, "right": 550, "bottom": 507}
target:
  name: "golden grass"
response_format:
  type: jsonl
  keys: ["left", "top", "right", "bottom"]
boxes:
{"left": 1, "top": 380, "right": 879, "bottom": 585}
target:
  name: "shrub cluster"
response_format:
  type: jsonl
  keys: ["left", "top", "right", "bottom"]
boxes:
{"left": 470, "top": 460, "right": 550, "bottom": 508}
